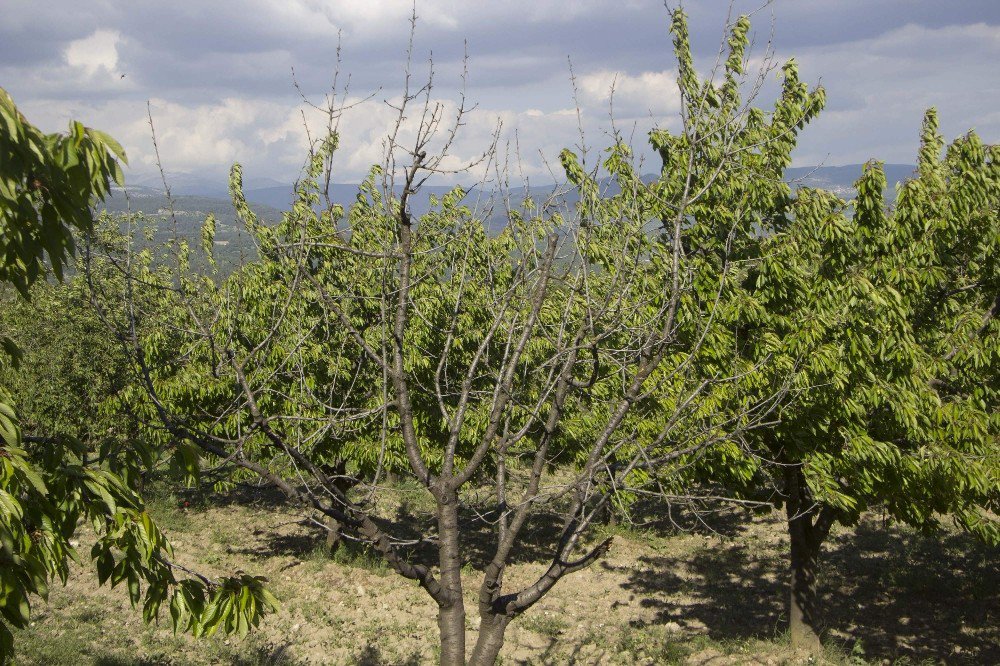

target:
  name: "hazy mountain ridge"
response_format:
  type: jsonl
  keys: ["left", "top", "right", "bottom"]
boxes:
{"left": 785, "top": 163, "right": 917, "bottom": 198}
{"left": 118, "top": 162, "right": 917, "bottom": 214}
{"left": 101, "top": 163, "right": 916, "bottom": 266}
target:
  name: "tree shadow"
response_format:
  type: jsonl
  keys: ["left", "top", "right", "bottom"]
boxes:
{"left": 458, "top": 505, "right": 572, "bottom": 569}
{"left": 93, "top": 658, "right": 163, "bottom": 666}
{"left": 221, "top": 484, "right": 757, "bottom": 576}
{"left": 354, "top": 641, "right": 424, "bottom": 665}
{"left": 166, "top": 476, "right": 754, "bottom": 573}
{"left": 347, "top": 501, "right": 571, "bottom": 570}
{"left": 91, "top": 641, "right": 296, "bottom": 665}
{"left": 222, "top": 491, "right": 571, "bottom": 570}
{"left": 622, "top": 498, "right": 754, "bottom": 539}
{"left": 230, "top": 642, "right": 297, "bottom": 666}
{"left": 233, "top": 530, "right": 319, "bottom": 558}
{"left": 175, "top": 481, "right": 290, "bottom": 510}
{"left": 621, "top": 516, "right": 999, "bottom": 663}
{"left": 534, "top": 634, "right": 614, "bottom": 666}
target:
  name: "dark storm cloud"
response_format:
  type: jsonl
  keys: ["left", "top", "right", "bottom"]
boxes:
{"left": 697, "top": 0, "right": 1000, "bottom": 50}
{"left": 2, "top": 0, "right": 995, "bottom": 182}
{"left": 0, "top": 1, "right": 106, "bottom": 65}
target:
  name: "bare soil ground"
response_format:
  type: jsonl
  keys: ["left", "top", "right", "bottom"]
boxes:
{"left": 11, "top": 484, "right": 998, "bottom": 665}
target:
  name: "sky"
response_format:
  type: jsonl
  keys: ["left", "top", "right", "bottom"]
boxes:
{"left": 3, "top": 0, "right": 998, "bottom": 186}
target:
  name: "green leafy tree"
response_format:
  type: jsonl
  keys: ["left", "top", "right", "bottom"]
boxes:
{"left": 0, "top": 277, "right": 127, "bottom": 448}
{"left": 0, "top": 89, "right": 123, "bottom": 297}
{"left": 562, "top": 10, "right": 829, "bottom": 516}
{"left": 731, "top": 111, "right": 999, "bottom": 650}
{"left": 0, "top": 89, "right": 277, "bottom": 663}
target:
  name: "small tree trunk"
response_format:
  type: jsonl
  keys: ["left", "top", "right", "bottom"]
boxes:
{"left": 319, "top": 458, "right": 353, "bottom": 556}
{"left": 324, "top": 515, "right": 343, "bottom": 555}
{"left": 783, "top": 464, "right": 824, "bottom": 652}
{"left": 437, "top": 491, "right": 467, "bottom": 666}
{"left": 468, "top": 614, "right": 512, "bottom": 665}
{"left": 594, "top": 493, "right": 618, "bottom": 527}
{"left": 787, "top": 518, "right": 821, "bottom": 651}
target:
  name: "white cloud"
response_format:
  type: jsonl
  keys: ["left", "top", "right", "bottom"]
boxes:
{"left": 65, "top": 29, "right": 120, "bottom": 77}
{"left": 577, "top": 69, "right": 681, "bottom": 118}
{"left": 92, "top": 90, "right": 642, "bottom": 186}
{"left": 135, "top": 98, "right": 296, "bottom": 174}
{"left": 299, "top": 0, "right": 613, "bottom": 34}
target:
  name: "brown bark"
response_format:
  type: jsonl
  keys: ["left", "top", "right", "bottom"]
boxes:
{"left": 468, "top": 614, "right": 512, "bottom": 665}
{"left": 783, "top": 463, "right": 834, "bottom": 653}
{"left": 324, "top": 515, "right": 343, "bottom": 555}
{"left": 318, "top": 458, "right": 354, "bottom": 555}
{"left": 787, "top": 512, "right": 821, "bottom": 651}
{"left": 436, "top": 491, "right": 467, "bottom": 666}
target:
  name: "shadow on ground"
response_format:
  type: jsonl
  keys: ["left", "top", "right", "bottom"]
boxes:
{"left": 211, "top": 480, "right": 576, "bottom": 569}
{"left": 91, "top": 642, "right": 296, "bottom": 666}
{"left": 621, "top": 516, "right": 999, "bottom": 663}
{"left": 152, "top": 478, "right": 998, "bottom": 663}
{"left": 354, "top": 642, "right": 424, "bottom": 666}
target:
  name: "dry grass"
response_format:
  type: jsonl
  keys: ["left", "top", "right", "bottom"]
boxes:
{"left": 10, "top": 483, "right": 998, "bottom": 665}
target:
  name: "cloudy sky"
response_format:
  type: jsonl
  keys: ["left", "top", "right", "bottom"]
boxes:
{"left": 3, "top": 1, "right": 998, "bottom": 186}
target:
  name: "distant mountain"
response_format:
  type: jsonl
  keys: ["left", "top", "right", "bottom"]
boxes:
{"left": 106, "top": 163, "right": 917, "bottom": 266}
{"left": 785, "top": 163, "right": 917, "bottom": 197}
{"left": 102, "top": 186, "right": 282, "bottom": 268}
{"left": 124, "top": 162, "right": 916, "bottom": 210}
{"left": 127, "top": 172, "right": 289, "bottom": 198}
{"left": 239, "top": 185, "right": 296, "bottom": 210}
{"left": 115, "top": 179, "right": 568, "bottom": 231}
{"left": 104, "top": 186, "right": 282, "bottom": 226}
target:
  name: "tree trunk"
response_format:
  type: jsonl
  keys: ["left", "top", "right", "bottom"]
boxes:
{"left": 438, "top": 603, "right": 466, "bottom": 666}
{"left": 594, "top": 493, "right": 618, "bottom": 527}
{"left": 324, "top": 515, "right": 343, "bottom": 555}
{"left": 319, "top": 458, "right": 353, "bottom": 556}
{"left": 437, "top": 491, "right": 467, "bottom": 666}
{"left": 783, "top": 464, "right": 826, "bottom": 653}
{"left": 468, "top": 614, "right": 512, "bottom": 665}
{"left": 787, "top": 516, "right": 821, "bottom": 651}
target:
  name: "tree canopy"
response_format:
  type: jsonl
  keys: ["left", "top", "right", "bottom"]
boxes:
{"left": 0, "top": 90, "right": 278, "bottom": 664}
{"left": 716, "top": 110, "right": 1000, "bottom": 647}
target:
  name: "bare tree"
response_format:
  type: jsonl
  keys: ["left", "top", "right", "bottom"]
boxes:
{"left": 86, "top": 7, "right": 826, "bottom": 664}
